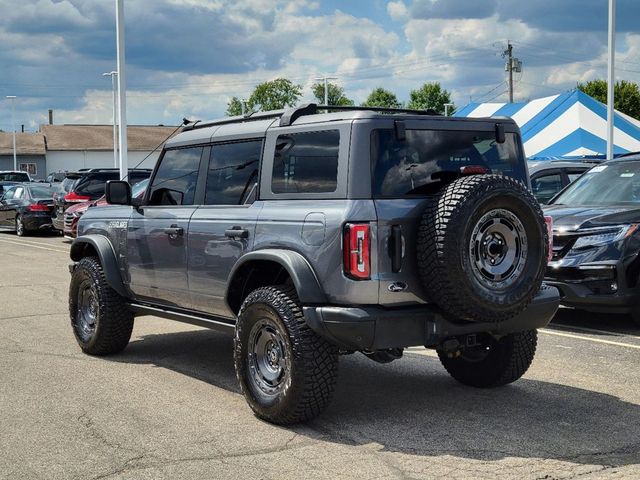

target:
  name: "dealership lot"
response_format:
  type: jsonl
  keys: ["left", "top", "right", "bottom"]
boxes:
{"left": 1, "top": 231, "right": 639, "bottom": 480}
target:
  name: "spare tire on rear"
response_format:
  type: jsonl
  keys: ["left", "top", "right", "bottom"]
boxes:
{"left": 417, "top": 174, "right": 547, "bottom": 322}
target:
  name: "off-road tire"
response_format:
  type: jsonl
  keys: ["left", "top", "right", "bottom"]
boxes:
{"left": 69, "top": 256, "right": 134, "bottom": 355}
{"left": 15, "top": 215, "right": 26, "bottom": 236}
{"left": 417, "top": 175, "right": 547, "bottom": 322}
{"left": 437, "top": 330, "right": 537, "bottom": 387}
{"left": 234, "top": 285, "right": 339, "bottom": 425}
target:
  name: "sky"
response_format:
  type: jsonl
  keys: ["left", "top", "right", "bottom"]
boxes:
{"left": 0, "top": 0, "right": 639, "bottom": 132}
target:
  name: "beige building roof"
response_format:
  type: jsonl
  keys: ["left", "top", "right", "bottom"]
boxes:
{"left": 0, "top": 132, "right": 46, "bottom": 156}
{"left": 41, "top": 124, "right": 178, "bottom": 151}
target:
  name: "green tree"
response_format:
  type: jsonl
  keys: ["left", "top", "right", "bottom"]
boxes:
{"left": 311, "top": 82, "right": 354, "bottom": 106}
{"left": 577, "top": 79, "right": 640, "bottom": 120}
{"left": 361, "top": 87, "right": 402, "bottom": 108}
{"left": 248, "top": 78, "right": 302, "bottom": 112}
{"left": 407, "top": 82, "right": 455, "bottom": 115}
{"left": 225, "top": 96, "right": 246, "bottom": 116}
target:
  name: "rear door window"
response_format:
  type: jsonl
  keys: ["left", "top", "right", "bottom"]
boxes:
{"left": 148, "top": 147, "right": 203, "bottom": 206}
{"left": 272, "top": 130, "right": 339, "bottom": 194}
{"left": 371, "top": 129, "right": 526, "bottom": 197}
{"left": 205, "top": 140, "right": 262, "bottom": 205}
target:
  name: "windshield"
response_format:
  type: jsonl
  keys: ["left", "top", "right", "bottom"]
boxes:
{"left": 371, "top": 129, "right": 526, "bottom": 196}
{"left": 131, "top": 178, "right": 149, "bottom": 198}
{"left": 0, "top": 172, "right": 29, "bottom": 182}
{"left": 551, "top": 161, "right": 640, "bottom": 206}
{"left": 29, "top": 186, "right": 56, "bottom": 198}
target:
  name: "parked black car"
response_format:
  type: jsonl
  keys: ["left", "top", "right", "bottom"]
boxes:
{"left": 528, "top": 160, "right": 598, "bottom": 205}
{"left": 52, "top": 168, "right": 151, "bottom": 232}
{"left": 0, "top": 183, "right": 56, "bottom": 236}
{"left": 544, "top": 155, "right": 640, "bottom": 325}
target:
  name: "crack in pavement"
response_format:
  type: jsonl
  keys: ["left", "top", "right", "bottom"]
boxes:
{"left": 0, "top": 312, "right": 66, "bottom": 321}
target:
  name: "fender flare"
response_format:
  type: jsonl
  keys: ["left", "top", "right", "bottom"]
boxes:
{"left": 226, "top": 249, "right": 327, "bottom": 306}
{"left": 70, "top": 235, "right": 128, "bottom": 298}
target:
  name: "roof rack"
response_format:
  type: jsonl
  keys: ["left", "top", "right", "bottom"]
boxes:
{"left": 183, "top": 103, "right": 442, "bottom": 131}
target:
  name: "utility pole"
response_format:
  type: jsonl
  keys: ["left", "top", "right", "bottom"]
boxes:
{"left": 6, "top": 96, "right": 17, "bottom": 171}
{"left": 314, "top": 75, "right": 338, "bottom": 105}
{"left": 606, "top": 0, "right": 616, "bottom": 160}
{"left": 115, "top": 0, "right": 128, "bottom": 180}
{"left": 102, "top": 71, "right": 118, "bottom": 168}
{"left": 503, "top": 41, "right": 522, "bottom": 103}
{"left": 240, "top": 98, "right": 247, "bottom": 116}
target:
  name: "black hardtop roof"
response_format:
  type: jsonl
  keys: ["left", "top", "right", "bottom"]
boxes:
{"left": 167, "top": 103, "right": 518, "bottom": 149}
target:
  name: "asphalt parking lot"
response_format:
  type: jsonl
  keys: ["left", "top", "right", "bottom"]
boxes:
{"left": 1, "top": 231, "right": 639, "bottom": 480}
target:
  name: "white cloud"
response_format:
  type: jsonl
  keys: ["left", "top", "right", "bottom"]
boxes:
{"left": 387, "top": 1, "right": 409, "bottom": 21}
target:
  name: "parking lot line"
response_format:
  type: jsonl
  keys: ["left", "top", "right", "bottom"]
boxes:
{"left": 0, "top": 237, "right": 68, "bottom": 254}
{"left": 539, "top": 328, "right": 640, "bottom": 350}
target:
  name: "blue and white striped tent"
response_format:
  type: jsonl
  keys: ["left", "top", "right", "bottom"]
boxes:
{"left": 454, "top": 89, "right": 640, "bottom": 160}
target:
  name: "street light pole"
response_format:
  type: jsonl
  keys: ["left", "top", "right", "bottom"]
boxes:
{"left": 314, "top": 75, "right": 338, "bottom": 105}
{"left": 115, "top": 0, "right": 128, "bottom": 180}
{"left": 6, "top": 96, "right": 17, "bottom": 171}
{"left": 444, "top": 103, "right": 455, "bottom": 116}
{"left": 606, "top": 0, "right": 616, "bottom": 161}
{"left": 103, "top": 71, "right": 118, "bottom": 168}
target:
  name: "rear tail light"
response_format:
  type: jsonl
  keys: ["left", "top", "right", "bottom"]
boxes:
{"left": 29, "top": 204, "right": 50, "bottom": 212}
{"left": 544, "top": 216, "right": 553, "bottom": 262}
{"left": 343, "top": 223, "right": 371, "bottom": 280}
{"left": 64, "top": 191, "right": 90, "bottom": 202}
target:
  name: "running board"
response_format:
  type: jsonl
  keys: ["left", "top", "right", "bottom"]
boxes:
{"left": 128, "top": 303, "right": 236, "bottom": 334}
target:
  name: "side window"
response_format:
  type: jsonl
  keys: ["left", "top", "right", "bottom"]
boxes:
{"left": 2, "top": 188, "right": 16, "bottom": 200}
{"left": 567, "top": 170, "right": 586, "bottom": 183}
{"left": 205, "top": 140, "right": 262, "bottom": 205}
{"left": 531, "top": 173, "right": 563, "bottom": 204}
{"left": 148, "top": 147, "right": 203, "bottom": 206}
{"left": 13, "top": 187, "right": 25, "bottom": 199}
{"left": 272, "top": 130, "right": 339, "bottom": 194}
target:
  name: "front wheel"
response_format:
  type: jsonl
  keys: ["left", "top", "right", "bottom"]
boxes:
{"left": 437, "top": 330, "right": 537, "bottom": 388}
{"left": 69, "top": 257, "right": 134, "bottom": 355}
{"left": 234, "top": 285, "right": 339, "bottom": 425}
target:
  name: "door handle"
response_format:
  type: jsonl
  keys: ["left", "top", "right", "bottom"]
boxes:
{"left": 164, "top": 225, "right": 184, "bottom": 236}
{"left": 225, "top": 226, "right": 249, "bottom": 239}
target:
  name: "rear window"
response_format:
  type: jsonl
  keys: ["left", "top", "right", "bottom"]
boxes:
{"left": 29, "top": 186, "right": 56, "bottom": 198}
{"left": 75, "top": 172, "right": 118, "bottom": 196}
{"left": 371, "top": 129, "right": 526, "bottom": 197}
{"left": 60, "top": 177, "right": 78, "bottom": 193}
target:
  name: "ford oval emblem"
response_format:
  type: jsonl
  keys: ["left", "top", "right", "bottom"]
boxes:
{"left": 387, "top": 282, "right": 408, "bottom": 292}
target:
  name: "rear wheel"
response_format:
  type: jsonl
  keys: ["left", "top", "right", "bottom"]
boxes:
{"left": 69, "top": 257, "right": 134, "bottom": 355}
{"left": 437, "top": 330, "right": 537, "bottom": 388}
{"left": 234, "top": 285, "right": 339, "bottom": 425}
{"left": 15, "top": 215, "right": 26, "bottom": 236}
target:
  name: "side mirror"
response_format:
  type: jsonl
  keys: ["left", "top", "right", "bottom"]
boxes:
{"left": 105, "top": 180, "right": 132, "bottom": 205}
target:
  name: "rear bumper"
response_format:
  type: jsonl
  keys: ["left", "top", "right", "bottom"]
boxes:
{"left": 303, "top": 285, "right": 560, "bottom": 350}
{"left": 23, "top": 214, "right": 54, "bottom": 231}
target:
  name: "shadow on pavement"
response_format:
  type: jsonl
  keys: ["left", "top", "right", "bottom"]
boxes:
{"left": 551, "top": 308, "right": 640, "bottom": 336}
{"left": 109, "top": 328, "right": 640, "bottom": 466}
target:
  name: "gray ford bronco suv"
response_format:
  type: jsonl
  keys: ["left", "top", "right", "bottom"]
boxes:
{"left": 68, "top": 104, "right": 559, "bottom": 424}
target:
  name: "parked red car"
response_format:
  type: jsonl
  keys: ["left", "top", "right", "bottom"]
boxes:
{"left": 63, "top": 178, "right": 149, "bottom": 238}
